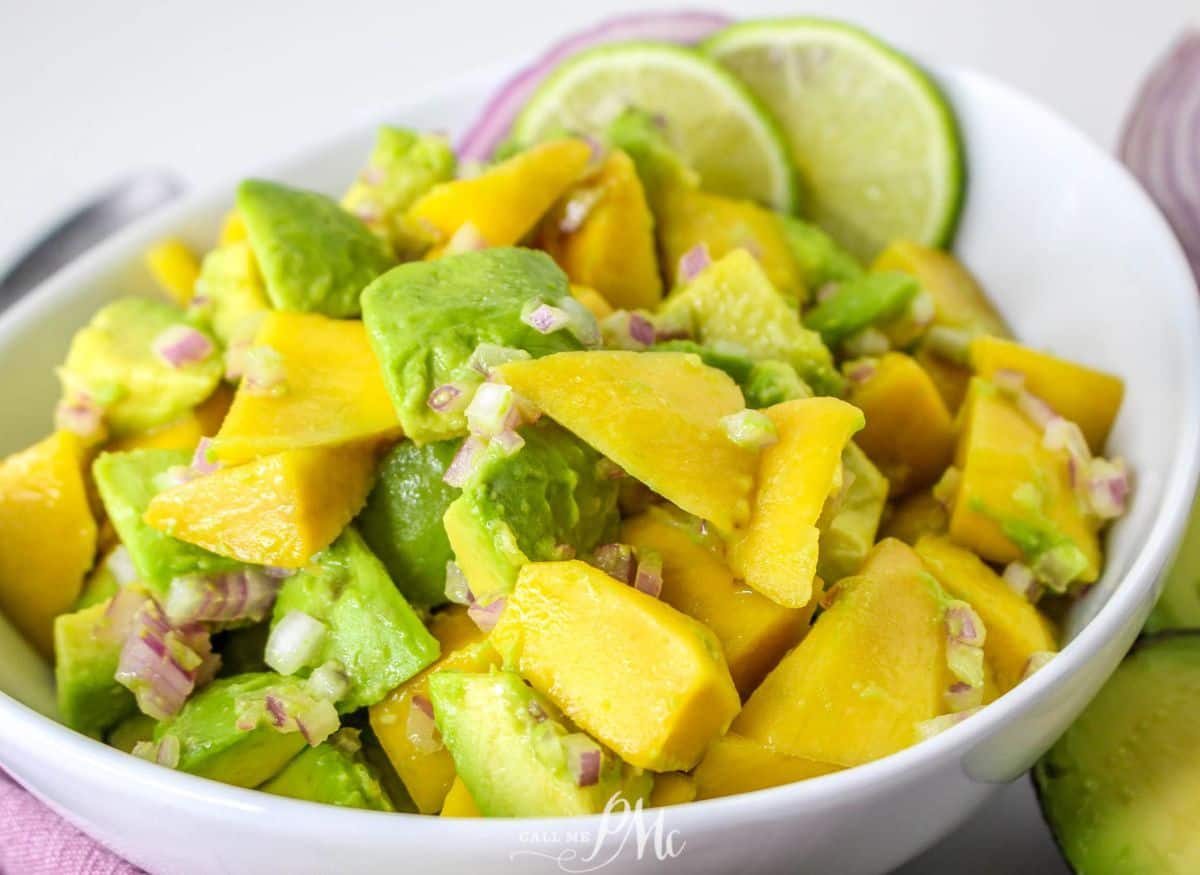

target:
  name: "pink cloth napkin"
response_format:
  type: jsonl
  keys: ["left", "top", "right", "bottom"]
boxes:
{"left": 0, "top": 769, "right": 141, "bottom": 874}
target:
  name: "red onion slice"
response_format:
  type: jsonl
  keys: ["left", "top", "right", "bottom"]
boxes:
{"left": 407, "top": 694, "right": 443, "bottom": 754}
{"left": 444, "top": 561, "right": 474, "bottom": 606}
{"left": 677, "top": 243, "right": 712, "bottom": 283}
{"left": 590, "top": 543, "right": 636, "bottom": 584}
{"left": 458, "top": 11, "right": 732, "bottom": 161}
{"left": 152, "top": 325, "right": 214, "bottom": 369}
{"left": 562, "top": 733, "right": 604, "bottom": 787}
{"left": 115, "top": 601, "right": 215, "bottom": 720}
{"left": 1119, "top": 31, "right": 1200, "bottom": 280}
{"left": 843, "top": 358, "right": 877, "bottom": 384}
{"left": 235, "top": 686, "right": 339, "bottom": 747}
{"left": 54, "top": 393, "right": 105, "bottom": 443}
{"left": 633, "top": 549, "right": 663, "bottom": 599}
{"left": 468, "top": 596, "right": 507, "bottom": 633}
{"left": 443, "top": 435, "right": 486, "bottom": 487}
{"left": 242, "top": 345, "right": 286, "bottom": 396}
{"left": 164, "top": 568, "right": 280, "bottom": 625}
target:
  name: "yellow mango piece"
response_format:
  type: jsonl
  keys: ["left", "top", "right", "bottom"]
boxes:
{"left": 872, "top": 240, "right": 1009, "bottom": 336}
{"left": 916, "top": 535, "right": 1058, "bottom": 691}
{"left": 408, "top": 139, "right": 592, "bottom": 248}
{"left": 144, "top": 442, "right": 378, "bottom": 567}
{"left": 440, "top": 777, "right": 481, "bottom": 817}
{"left": 491, "top": 560, "right": 741, "bottom": 772}
{"left": 730, "top": 398, "right": 864, "bottom": 609}
{"left": 144, "top": 238, "right": 200, "bottom": 306}
{"left": 733, "top": 540, "right": 946, "bottom": 766}
{"left": 219, "top": 210, "right": 247, "bottom": 245}
{"left": 648, "top": 772, "right": 697, "bottom": 807}
{"left": 659, "top": 187, "right": 805, "bottom": 301}
{"left": 880, "top": 489, "right": 949, "bottom": 545}
{"left": 108, "top": 385, "right": 233, "bottom": 453}
{"left": 950, "top": 379, "right": 1101, "bottom": 580}
{"left": 498, "top": 351, "right": 756, "bottom": 532}
{"left": 570, "top": 284, "right": 613, "bottom": 320}
{"left": 370, "top": 608, "right": 497, "bottom": 814}
{"left": 622, "top": 507, "right": 810, "bottom": 696}
{"left": 915, "top": 345, "right": 971, "bottom": 413}
{"left": 969, "top": 335, "right": 1124, "bottom": 453}
{"left": 213, "top": 312, "right": 401, "bottom": 464}
{"left": 693, "top": 733, "right": 840, "bottom": 800}
{"left": 0, "top": 433, "right": 97, "bottom": 657}
{"left": 541, "top": 150, "right": 663, "bottom": 311}
{"left": 850, "top": 352, "right": 956, "bottom": 497}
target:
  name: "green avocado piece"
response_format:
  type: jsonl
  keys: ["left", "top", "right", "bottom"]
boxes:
{"left": 659, "top": 250, "right": 843, "bottom": 396}
{"left": 1146, "top": 489, "right": 1200, "bottom": 632}
{"left": 803, "top": 272, "right": 920, "bottom": 349}
{"left": 1034, "top": 634, "right": 1200, "bottom": 873}
{"left": 92, "top": 450, "right": 244, "bottom": 595}
{"left": 430, "top": 670, "right": 650, "bottom": 817}
{"left": 605, "top": 108, "right": 699, "bottom": 204}
{"left": 214, "top": 621, "right": 270, "bottom": 677}
{"left": 259, "top": 730, "right": 395, "bottom": 810}
{"left": 443, "top": 420, "right": 620, "bottom": 604}
{"left": 817, "top": 442, "right": 889, "bottom": 582}
{"left": 59, "top": 297, "right": 222, "bottom": 437}
{"left": 651, "top": 340, "right": 811, "bottom": 408}
{"left": 356, "top": 439, "right": 461, "bottom": 608}
{"left": 776, "top": 215, "right": 864, "bottom": 291}
{"left": 107, "top": 712, "right": 157, "bottom": 753}
{"left": 237, "top": 179, "right": 395, "bottom": 318}
{"left": 153, "top": 673, "right": 310, "bottom": 787}
{"left": 342, "top": 126, "right": 456, "bottom": 260}
{"left": 53, "top": 599, "right": 138, "bottom": 738}
{"left": 271, "top": 527, "right": 439, "bottom": 711}
{"left": 73, "top": 549, "right": 123, "bottom": 611}
{"left": 360, "top": 247, "right": 587, "bottom": 443}
{"left": 194, "top": 242, "right": 269, "bottom": 349}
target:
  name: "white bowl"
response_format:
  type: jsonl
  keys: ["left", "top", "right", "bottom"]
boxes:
{"left": 0, "top": 62, "right": 1198, "bottom": 875}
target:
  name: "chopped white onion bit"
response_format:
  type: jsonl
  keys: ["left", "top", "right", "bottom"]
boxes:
{"left": 522, "top": 302, "right": 571, "bottom": 334}
{"left": 190, "top": 436, "right": 220, "bottom": 476}
{"left": 563, "top": 733, "right": 603, "bottom": 787}
{"left": 242, "top": 345, "right": 286, "bottom": 396}
{"left": 468, "top": 597, "right": 506, "bottom": 633}
{"left": 720, "top": 409, "right": 779, "bottom": 450}
{"left": 677, "top": 243, "right": 712, "bottom": 283}
{"left": 633, "top": 549, "right": 663, "bottom": 599}
{"left": 265, "top": 610, "right": 327, "bottom": 676}
{"left": 105, "top": 546, "right": 139, "bottom": 586}
{"left": 931, "top": 467, "right": 961, "bottom": 510}
{"left": 944, "top": 681, "right": 983, "bottom": 713}
{"left": 444, "top": 221, "right": 488, "bottom": 255}
{"left": 236, "top": 687, "right": 339, "bottom": 747}
{"left": 443, "top": 436, "right": 486, "bottom": 488}
{"left": 591, "top": 543, "right": 636, "bottom": 585}
{"left": 466, "top": 382, "right": 516, "bottom": 437}
{"left": 1001, "top": 562, "right": 1043, "bottom": 603}
{"left": 841, "top": 326, "right": 890, "bottom": 358}
{"left": 946, "top": 601, "right": 986, "bottom": 648}
{"left": 559, "top": 187, "right": 604, "bottom": 233}
{"left": 54, "top": 394, "right": 105, "bottom": 443}
{"left": 1032, "top": 542, "right": 1089, "bottom": 593}
{"left": 165, "top": 568, "right": 280, "bottom": 625}
{"left": 916, "top": 707, "right": 981, "bottom": 740}
{"left": 444, "top": 561, "right": 473, "bottom": 606}
{"left": 991, "top": 368, "right": 1026, "bottom": 397}
{"left": 406, "top": 694, "right": 443, "bottom": 754}
{"left": 924, "top": 326, "right": 974, "bottom": 364}
{"left": 468, "top": 343, "right": 531, "bottom": 377}
{"left": 153, "top": 325, "right": 214, "bottom": 369}
{"left": 132, "top": 736, "right": 180, "bottom": 769}
{"left": 115, "top": 600, "right": 215, "bottom": 721}
{"left": 492, "top": 428, "right": 526, "bottom": 457}
{"left": 906, "top": 290, "right": 936, "bottom": 327}
{"left": 307, "top": 661, "right": 350, "bottom": 703}
{"left": 1085, "top": 457, "right": 1130, "bottom": 520}
{"left": 1022, "top": 651, "right": 1056, "bottom": 680}
{"left": 944, "top": 600, "right": 986, "bottom": 706}
{"left": 842, "top": 357, "right": 878, "bottom": 385}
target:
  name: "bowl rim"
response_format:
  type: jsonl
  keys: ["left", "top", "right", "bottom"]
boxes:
{"left": 1, "top": 60, "right": 1198, "bottom": 844}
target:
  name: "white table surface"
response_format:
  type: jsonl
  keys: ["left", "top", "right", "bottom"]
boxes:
{"left": 0, "top": 1, "right": 1193, "bottom": 871}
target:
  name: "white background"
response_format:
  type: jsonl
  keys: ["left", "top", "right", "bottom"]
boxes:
{"left": 1, "top": 0, "right": 1196, "bottom": 871}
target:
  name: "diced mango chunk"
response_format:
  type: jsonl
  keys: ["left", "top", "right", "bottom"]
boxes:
{"left": 693, "top": 733, "right": 840, "bottom": 800}
{"left": 969, "top": 335, "right": 1123, "bottom": 453}
{"left": 369, "top": 608, "right": 498, "bottom": 814}
{"left": 733, "top": 540, "right": 946, "bottom": 767}
{"left": 950, "top": 379, "right": 1101, "bottom": 581}
{"left": 144, "top": 238, "right": 200, "bottom": 306}
{"left": 622, "top": 507, "right": 811, "bottom": 696}
{"left": 491, "top": 560, "right": 741, "bottom": 772}
{"left": 143, "top": 441, "right": 378, "bottom": 567}
{"left": 540, "top": 149, "right": 662, "bottom": 311}
{"left": 498, "top": 351, "right": 757, "bottom": 532}
{"left": 213, "top": 312, "right": 401, "bottom": 463}
{"left": 916, "top": 535, "right": 1058, "bottom": 691}
{"left": 648, "top": 772, "right": 697, "bottom": 807}
{"left": 219, "top": 210, "right": 247, "bottom": 245}
{"left": 0, "top": 433, "right": 97, "bottom": 656}
{"left": 872, "top": 240, "right": 1009, "bottom": 337}
{"left": 409, "top": 139, "right": 592, "bottom": 249}
{"left": 850, "top": 352, "right": 955, "bottom": 496}
{"left": 915, "top": 345, "right": 971, "bottom": 413}
{"left": 730, "top": 398, "right": 864, "bottom": 609}
{"left": 108, "top": 385, "right": 232, "bottom": 453}
{"left": 440, "top": 777, "right": 482, "bottom": 817}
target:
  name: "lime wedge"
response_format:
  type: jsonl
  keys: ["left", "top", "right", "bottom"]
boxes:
{"left": 511, "top": 42, "right": 799, "bottom": 212}
{"left": 704, "top": 19, "right": 964, "bottom": 260}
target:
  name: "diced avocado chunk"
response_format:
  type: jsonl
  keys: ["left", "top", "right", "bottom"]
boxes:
{"left": 1147, "top": 489, "right": 1200, "bottom": 633}
{"left": 429, "top": 670, "right": 649, "bottom": 817}
{"left": 342, "top": 126, "right": 456, "bottom": 259}
{"left": 443, "top": 420, "right": 620, "bottom": 603}
{"left": 194, "top": 242, "right": 269, "bottom": 349}
{"left": 804, "top": 272, "right": 920, "bottom": 348}
{"left": 1035, "top": 634, "right": 1200, "bottom": 873}
{"left": 214, "top": 622, "right": 270, "bottom": 677}
{"left": 259, "top": 730, "right": 395, "bottom": 811}
{"left": 659, "top": 250, "right": 843, "bottom": 396}
{"left": 92, "top": 450, "right": 243, "bottom": 594}
{"left": 107, "top": 712, "right": 157, "bottom": 753}
{"left": 606, "top": 108, "right": 699, "bottom": 203}
{"left": 776, "top": 215, "right": 864, "bottom": 290}
{"left": 53, "top": 599, "right": 137, "bottom": 738}
{"left": 817, "top": 442, "right": 889, "bottom": 582}
{"left": 59, "top": 297, "right": 222, "bottom": 436}
{"left": 356, "top": 439, "right": 461, "bottom": 608}
{"left": 270, "top": 528, "right": 439, "bottom": 711}
{"left": 154, "top": 673, "right": 310, "bottom": 787}
{"left": 360, "top": 247, "right": 587, "bottom": 443}
{"left": 652, "top": 340, "right": 811, "bottom": 409}
{"left": 237, "top": 179, "right": 395, "bottom": 318}
{"left": 73, "top": 548, "right": 123, "bottom": 610}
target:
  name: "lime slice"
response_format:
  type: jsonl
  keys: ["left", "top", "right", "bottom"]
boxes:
{"left": 511, "top": 42, "right": 799, "bottom": 212}
{"left": 704, "top": 19, "right": 964, "bottom": 260}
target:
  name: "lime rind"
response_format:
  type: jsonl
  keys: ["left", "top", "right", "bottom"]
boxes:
{"left": 512, "top": 41, "right": 800, "bottom": 213}
{"left": 703, "top": 18, "right": 965, "bottom": 256}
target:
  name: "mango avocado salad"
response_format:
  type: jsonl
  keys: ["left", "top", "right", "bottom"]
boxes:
{"left": 0, "top": 16, "right": 1131, "bottom": 818}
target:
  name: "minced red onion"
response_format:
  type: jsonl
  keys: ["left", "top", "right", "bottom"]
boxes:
{"left": 1016, "top": 391, "right": 1058, "bottom": 430}
{"left": 944, "top": 681, "right": 983, "bottom": 713}
{"left": 815, "top": 282, "right": 839, "bottom": 303}
{"left": 560, "top": 296, "right": 602, "bottom": 347}
{"left": 843, "top": 358, "right": 877, "bottom": 384}
{"left": 152, "top": 325, "right": 214, "bottom": 369}
{"left": 444, "top": 561, "right": 473, "bottom": 605}
{"left": 466, "top": 382, "right": 515, "bottom": 437}
{"left": 522, "top": 302, "right": 571, "bottom": 334}
{"left": 306, "top": 661, "right": 350, "bottom": 702}
{"left": 132, "top": 735, "right": 180, "bottom": 769}
{"left": 1001, "top": 562, "right": 1043, "bottom": 603}
{"left": 559, "top": 187, "right": 604, "bottom": 233}
{"left": 468, "top": 597, "right": 506, "bottom": 633}
{"left": 242, "top": 345, "right": 286, "bottom": 396}
{"left": 841, "top": 326, "right": 890, "bottom": 357}
{"left": 54, "top": 394, "right": 105, "bottom": 442}
{"left": 946, "top": 602, "right": 985, "bottom": 647}
{"left": 991, "top": 368, "right": 1025, "bottom": 396}
{"left": 591, "top": 543, "right": 636, "bottom": 584}
{"left": 164, "top": 568, "right": 280, "bottom": 625}
{"left": 492, "top": 428, "right": 526, "bottom": 457}
{"left": 236, "top": 687, "right": 339, "bottom": 747}
{"left": 443, "top": 436, "right": 486, "bottom": 487}
{"left": 628, "top": 313, "right": 657, "bottom": 346}
{"left": 427, "top": 383, "right": 467, "bottom": 413}
{"left": 677, "top": 243, "right": 711, "bottom": 282}
{"left": 633, "top": 550, "right": 663, "bottom": 599}
{"left": 916, "top": 707, "right": 981, "bottom": 740}
{"left": 563, "top": 733, "right": 603, "bottom": 787}
{"left": 406, "top": 694, "right": 443, "bottom": 753}
{"left": 1085, "top": 457, "right": 1130, "bottom": 519}
{"left": 190, "top": 437, "right": 220, "bottom": 476}
{"left": 115, "top": 601, "right": 215, "bottom": 721}
{"left": 264, "top": 610, "right": 327, "bottom": 676}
